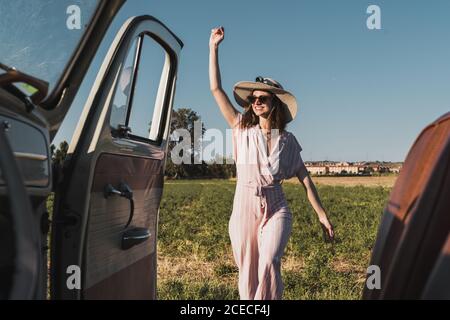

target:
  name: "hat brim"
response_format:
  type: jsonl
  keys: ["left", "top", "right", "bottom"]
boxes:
{"left": 233, "top": 81, "right": 298, "bottom": 123}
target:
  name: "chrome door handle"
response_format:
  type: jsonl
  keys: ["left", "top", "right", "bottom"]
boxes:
{"left": 104, "top": 182, "right": 134, "bottom": 229}
{"left": 121, "top": 227, "right": 151, "bottom": 250}
{"left": 104, "top": 183, "right": 149, "bottom": 250}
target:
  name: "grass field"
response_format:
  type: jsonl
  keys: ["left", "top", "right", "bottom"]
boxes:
{"left": 157, "top": 177, "right": 394, "bottom": 300}
{"left": 44, "top": 176, "right": 394, "bottom": 299}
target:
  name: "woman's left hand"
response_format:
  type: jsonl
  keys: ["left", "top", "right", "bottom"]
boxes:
{"left": 319, "top": 217, "right": 335, "bottom": 243}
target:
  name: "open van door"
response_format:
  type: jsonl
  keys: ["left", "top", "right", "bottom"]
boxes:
{"left": 0, "top": 117, "right": 45, "bottom": 299}
{"left": 50, "top": 16, "right": 182, "bottom": 299}
{"left": 1, "top": 0, "right": 182, "bottom": 300}
{"left": 0, "top": 0, "right": 125, "bottom": 299}
{"left": 363, "top": 112, "right": 450, "bottom": 299}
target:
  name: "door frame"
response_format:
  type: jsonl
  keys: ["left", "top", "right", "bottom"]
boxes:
{"left": 50, "top": 15, "right": 182, "bottom": 299}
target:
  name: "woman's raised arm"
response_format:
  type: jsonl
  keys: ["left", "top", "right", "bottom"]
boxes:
{"left": 209, "top": 27, "right": 240, "bottom": 128}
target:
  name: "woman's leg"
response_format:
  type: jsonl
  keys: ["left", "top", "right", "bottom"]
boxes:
{"left": 254, "top": 211, "right": 292, "bottom": 300}
{"left": 228, "top": 194, "right": 261, "bottom": 299}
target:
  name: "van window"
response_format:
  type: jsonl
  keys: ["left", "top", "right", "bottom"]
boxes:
{"left": 0, "top": 0, "right": 100, "bottom": 94}
{"left": 110, "top": 38, "right": 138, "bottom": 129}
{"left": 110, "top": 34, "right": 171, "bottom": 143}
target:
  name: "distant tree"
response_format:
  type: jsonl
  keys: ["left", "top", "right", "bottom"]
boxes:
{"left": 205, "top": 155, "right": 236, "bottom": 178}
{"left": 166, "top": 108, "right": 206, "bottom": 178}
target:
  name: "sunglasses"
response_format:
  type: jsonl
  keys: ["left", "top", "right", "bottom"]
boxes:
{"left": 248, "top": 95, "right": 272, "bottom": 104}
{"left": 255, "top": 76, "right": 282, "bottom": 89}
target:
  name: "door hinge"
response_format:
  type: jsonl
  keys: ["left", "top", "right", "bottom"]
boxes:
{"left": 53, "top": 209, "right": 80, "bottom": 228}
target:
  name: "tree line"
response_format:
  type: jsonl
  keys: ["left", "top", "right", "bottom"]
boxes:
{"left": 50, "top": 108, "right": 236, "bottom": 179}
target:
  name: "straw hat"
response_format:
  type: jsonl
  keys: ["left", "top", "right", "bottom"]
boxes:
{"left": 233, "top": 76, "right": 298, "bottom": 123}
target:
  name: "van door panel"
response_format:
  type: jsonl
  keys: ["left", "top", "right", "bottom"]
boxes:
{"left": 50, "top": 16, "right": 182, "bottom": 299}
{"left": 84, "top": 153, "right": 163, "bottom": 299}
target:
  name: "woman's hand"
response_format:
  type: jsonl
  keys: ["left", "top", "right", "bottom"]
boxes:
{"left": 297, "top": 171, "right": 335, "bottom": 243}
{"left": 319, "top": 216, "right": 335, "bottom": 243}
{"left": 210, "top": 26, "right": 225, "bottom": 49}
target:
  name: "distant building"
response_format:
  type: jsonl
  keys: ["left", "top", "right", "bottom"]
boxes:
{"left": 305, "top": 161, "right": 403, "bottom": 176}
{"left": 307, "top": 166, "right": 329, "bottom": 175}
{"left": 390, "top": 166, "right": 402, "bottom": 174}
{"left": 328, "top": 164, "right": 361, "bottom": 175}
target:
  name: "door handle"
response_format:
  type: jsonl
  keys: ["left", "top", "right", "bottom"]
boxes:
{"left": 104, "top": 183, "right": 150, "bottom": 250}
{"left": 104, "top": 182, "right": 134, "bottom": 229}
{"left": 121, "top": 227, "right": 151, "bottom": 250}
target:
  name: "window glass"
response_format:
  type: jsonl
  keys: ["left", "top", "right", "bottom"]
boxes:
{"left": 128, "top": 34, "right": 169, "bottom": 141}
{"left": 110, "top": 39, "right": 138, "bottom": 129}
{"left": 109, "top": 34, "right": 170, "bottom": 142}
{"left": 0, "top": 0, "right": 100, "bottom": 94}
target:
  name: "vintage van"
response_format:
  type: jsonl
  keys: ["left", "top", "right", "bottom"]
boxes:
{"left": 0, "top": 0, "right": 182, "bottom": 299}
{"left": 363, "top": 112, "right": 450, "bottom": 299}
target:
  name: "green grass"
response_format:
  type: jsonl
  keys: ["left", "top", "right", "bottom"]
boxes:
{"left": 157, "top": 180, "right": 389, "bottom": 300}
{"left": 44, "top": 179, "right": 390, "bottom": 300}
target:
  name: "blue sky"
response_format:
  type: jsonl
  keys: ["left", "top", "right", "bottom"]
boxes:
{"left": 55, "top": 0, "right": 450, "bottom": 162}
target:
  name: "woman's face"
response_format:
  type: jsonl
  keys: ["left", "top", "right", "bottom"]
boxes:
{"left": 250, "top": 90, "right": 274, "bottom": 118}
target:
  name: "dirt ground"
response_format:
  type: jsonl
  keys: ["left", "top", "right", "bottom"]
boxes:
{"left": 285, "top": 175, "right": 398, "bottom": 188}
{"left": 227, "top": 175, "right": 397, "bottom": 187}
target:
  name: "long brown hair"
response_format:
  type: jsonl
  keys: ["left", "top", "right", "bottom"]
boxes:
{"left": 239, "top": 92, "right": 287, "bottom": 132}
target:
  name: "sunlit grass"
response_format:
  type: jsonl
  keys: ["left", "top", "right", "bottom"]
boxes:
{"left": 157, "top": 180, "right": 389, "bottom": 300}
{"left": 44, "top": 178, "right": 390, "bottom": 299}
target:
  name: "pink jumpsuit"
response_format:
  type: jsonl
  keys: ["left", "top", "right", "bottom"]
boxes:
{"left": 229, "top": 114, "right": 305, "bottom": 300}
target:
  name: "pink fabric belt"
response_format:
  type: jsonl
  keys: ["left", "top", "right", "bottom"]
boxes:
{"left": 238, "top": 182, "right": 283, "bottom": 230}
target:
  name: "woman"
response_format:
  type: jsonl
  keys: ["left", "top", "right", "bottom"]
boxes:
{"left": 209, "top": 26, "right": 334, "bottom": 300}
